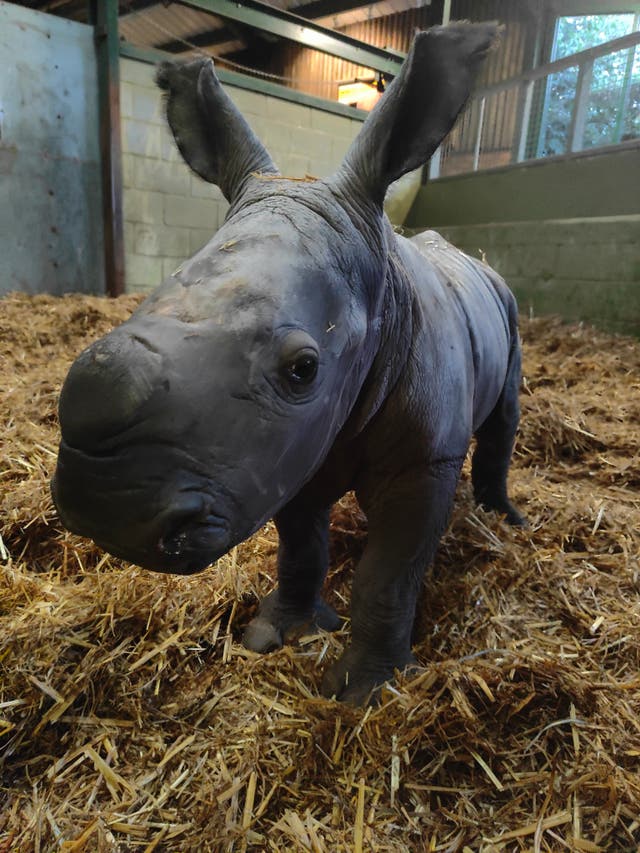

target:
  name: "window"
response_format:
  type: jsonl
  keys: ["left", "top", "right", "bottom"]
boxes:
{"left": 537, "top": 13, "right": 640, "bottom": 156}
{"left": 552, "top": 13, "right": 637, "bottom": 60}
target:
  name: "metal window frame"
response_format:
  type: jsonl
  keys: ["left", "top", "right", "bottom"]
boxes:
{"left": 431, "top": 30, "right": 640, "bottom": 181}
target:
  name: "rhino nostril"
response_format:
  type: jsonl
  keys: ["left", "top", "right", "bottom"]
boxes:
{"left": 157, "top": 494, "right": 207, "bottom": 556}
{"left": 158, "top": 529, "right": 188, "bottom": 556}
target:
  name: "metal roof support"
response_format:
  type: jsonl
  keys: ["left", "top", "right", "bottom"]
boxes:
{"left": 90, "top": 0, "right": 125, "bottom": 297}
{"left": 185, "top": 0, "right": 404, "bottom": 74}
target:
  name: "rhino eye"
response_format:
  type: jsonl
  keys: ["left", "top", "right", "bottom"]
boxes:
{"left": 284, "top": 351, "right": 318, "bottom": 386}
{"left": 279, "top": 331, "right": 320, "bottom": 392}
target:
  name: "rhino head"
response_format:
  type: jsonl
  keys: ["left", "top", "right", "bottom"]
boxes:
{"left": 52, "top": 23, "right": 496, "bottom": 573}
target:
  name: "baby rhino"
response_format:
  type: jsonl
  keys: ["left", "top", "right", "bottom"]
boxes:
{"left": 53, "top": 22, "right": 525, "bottom": 704}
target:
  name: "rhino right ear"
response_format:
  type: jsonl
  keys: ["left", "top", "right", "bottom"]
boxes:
{"left": 333, "top": 22, "right": 498, "bottom": 207}
{"left": 156, "top": 58, "right": 279, "bottom": 203}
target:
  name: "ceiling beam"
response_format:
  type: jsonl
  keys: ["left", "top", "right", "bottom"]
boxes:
{"left": 118, "top": 0, "right": 170, "bottom": 13}
{"left": 184, "top": 0, "right": 404, "bottom": 72}
{"left": 292, "top": 0, "right": 380, "bottom": 21}
{"left": 154, "top": 26, "right": 232, "bottom": 53}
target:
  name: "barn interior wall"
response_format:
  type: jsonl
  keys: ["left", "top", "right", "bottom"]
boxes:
{"left": 405, "top": 147, "right": 640, "bottom": 335}
{"left": 269, "top": 0, "right": 537, "bottom": 102}
{"left": 0, "top": 2, "right": 104, "bottom": 296}
{"left": 120, "top": 58, "right": 364, "bottom": 293}
{"left": 269, "top": 5, "right": 442, "bottom": 100}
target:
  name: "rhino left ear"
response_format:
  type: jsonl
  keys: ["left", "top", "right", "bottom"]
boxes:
{"left": 156, "top": 58, "right": 279, "bottom": 203}
{"left": 334, "top": 22, "right": 498, "bottom": 207}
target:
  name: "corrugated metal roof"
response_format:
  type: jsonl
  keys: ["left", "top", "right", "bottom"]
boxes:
{"left": 19, "top": 0, "right": 430, "bottom": 64}
{"left": 116, "top": 0, "right": 422, "bottom": 65}
{"left": 119, "top": 4, "right": 226, "bottom": 52}
{"left": 118, "top": 0, "right": 348, "bottom": 57}
{"left": 316, "top": 0, "right": 430, "bottom": 31}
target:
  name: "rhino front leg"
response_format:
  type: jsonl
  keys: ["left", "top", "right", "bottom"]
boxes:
{"left": 322, "top": 457, "right": 464, "bottom": 704}
{"left": 243, "top": 501, "right": 341, "bottom": 653}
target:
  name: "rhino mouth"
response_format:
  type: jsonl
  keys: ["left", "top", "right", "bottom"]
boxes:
{"left": 154, "top": 510, "right": 231, "bottom": 573}
{"left": 51, "top": 442, "right": 235, "bottom": 575}
{"left": 58, "top": 498, "right": 232, "bottom": 575}
{"left": 158, "top": 513, "right": 229, "bottom": 557}
{"left": 95, "top": 523, "right": 231, "bottom": 575}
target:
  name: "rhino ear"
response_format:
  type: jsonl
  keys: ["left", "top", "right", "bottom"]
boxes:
{"left": 156, "top": 58, "right": 279, "bottom": 203}
{"left": 335, "top": 22, "right": 498, "bottom": 206}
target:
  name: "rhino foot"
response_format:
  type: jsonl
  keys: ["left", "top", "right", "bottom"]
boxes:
{"left": 242, "top": 589, "right": 342, "bottom": 654}
{"left": 479, "top": 496, "right": 527, "bottom": 527}
{"left": 321, "top": 645, "right": 417, "bottom": 706}
{"left": 503, "top": 504, "right": 528, "bottom": 527}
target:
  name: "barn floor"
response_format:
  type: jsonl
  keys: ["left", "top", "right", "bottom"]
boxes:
{"left": 1, "top": 293, "right": 639, "bottom": 852}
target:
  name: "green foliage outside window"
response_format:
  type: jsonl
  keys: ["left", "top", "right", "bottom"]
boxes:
{"left": 537, "top": 13, "right": 639, "bottom": 157}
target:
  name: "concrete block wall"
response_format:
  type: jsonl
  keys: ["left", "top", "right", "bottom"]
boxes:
{"left": 407, "top": 146, "right": 640, "bottom": 336}
{"left": 432, "top": 215, "right": 640, "bottom": 337}
{"left": 120, "top": 58, "right": 364, "bottom": 294}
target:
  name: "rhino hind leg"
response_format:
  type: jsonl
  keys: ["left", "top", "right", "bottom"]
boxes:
{"left": 242, "top": 502, "right": 341, "bottom": 654}
{"left": 472, "top": 339, "right": 526, "bottom": 526}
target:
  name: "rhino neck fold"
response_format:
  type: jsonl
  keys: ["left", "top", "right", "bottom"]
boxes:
{"left": 343, "top": 250, "right": 414, "bottom": 438}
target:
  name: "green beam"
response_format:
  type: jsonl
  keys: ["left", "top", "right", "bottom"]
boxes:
{"left": 91, "top": 0, "right": 125, "bottom": 297}
{"left": 186, "top": 0, "right": 404, "bottom": 74}
{"left": 120, "top": 41, "right": 367, "bottom": 120}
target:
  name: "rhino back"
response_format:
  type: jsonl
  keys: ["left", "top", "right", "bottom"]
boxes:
{"left": 395, "top": 230, "right": 516, "bottom": 434}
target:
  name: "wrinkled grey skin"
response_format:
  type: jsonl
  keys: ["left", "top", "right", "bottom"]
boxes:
{"left": 52, "top": 23, "right": 525, "bottom": 704}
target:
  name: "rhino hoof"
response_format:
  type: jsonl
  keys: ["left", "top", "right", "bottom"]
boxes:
{"left": 321, "top": 646, "right": 417, "bottom": 706}
{"left": 309, "top": 600, "right": 342, "bottom": 633}
{"left": 243, "top": 589, "right": 343, "bottom": 655}
{"left": 242, "top": 618, "right": 283, "bottom": 653}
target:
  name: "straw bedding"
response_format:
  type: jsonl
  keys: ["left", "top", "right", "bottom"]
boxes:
{"left": 1, "top": 292, "right": 638, "bottom": 852}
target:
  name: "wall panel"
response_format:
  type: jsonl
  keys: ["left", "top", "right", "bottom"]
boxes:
{"left": 0, "top": 2, "right": 104, "bottom": 296}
